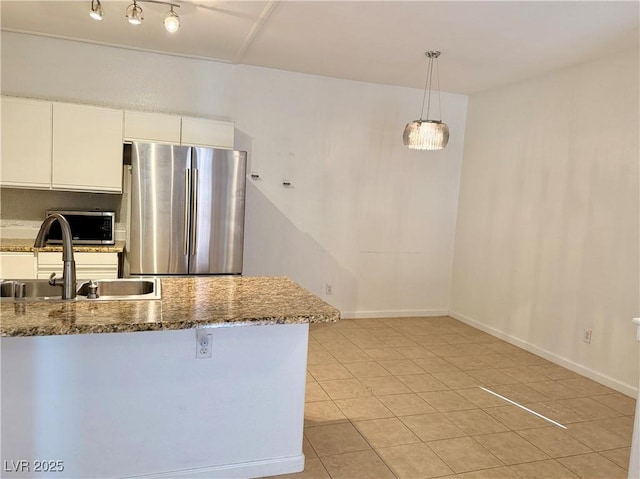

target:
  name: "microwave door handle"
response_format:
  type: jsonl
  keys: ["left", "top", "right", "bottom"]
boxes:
{"left": 184, "top": 169, "right": 191, "bottom": 256}
{"left": 190, "top": 168, "right": 198, "bottom": 256}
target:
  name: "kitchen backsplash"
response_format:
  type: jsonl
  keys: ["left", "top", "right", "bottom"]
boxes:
{"left": 0, "top": 170, "right": 130, "bottom": 240}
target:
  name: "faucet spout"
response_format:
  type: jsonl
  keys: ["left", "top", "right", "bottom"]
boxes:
{"left": 34, "top": 214, "right": 77, "bottom": 300}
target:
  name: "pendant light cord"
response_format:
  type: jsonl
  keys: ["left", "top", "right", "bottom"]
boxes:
{"left": 418, "top": 56, "right": 433, "bottom": 121}
{"left": 419, "top": 53, "right": 439, "bottom": 121}
{"left": 435, "top": 56, "right": 442, "bottom": 121}
{"left": 425, "top": 55, "right": 435, "bottom": 120}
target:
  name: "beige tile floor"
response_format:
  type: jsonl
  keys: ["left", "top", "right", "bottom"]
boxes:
{"left": 274, "top": 316, "right": 636, "bottom": 479}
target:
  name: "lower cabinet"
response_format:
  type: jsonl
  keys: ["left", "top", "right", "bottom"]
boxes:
{"left": 0, "top": 253, "right": 37, "bottom": 278}
{"left": 37, "top": 252, "right": 119, "bottom": 280}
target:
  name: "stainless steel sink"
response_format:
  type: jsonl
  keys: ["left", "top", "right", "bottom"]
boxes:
{"left": 76, "top": 279, "right": 161, "bottom": 300}
{"left": 1, "top": 279, "right": 62, "bottom": 299}
{"left": 0, "top": 277, "right": 161, "bottom": 302}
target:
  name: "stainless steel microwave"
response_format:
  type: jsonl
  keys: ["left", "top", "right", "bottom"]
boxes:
{"left": 45, "top": 210, "right": 116, "bottom": 245}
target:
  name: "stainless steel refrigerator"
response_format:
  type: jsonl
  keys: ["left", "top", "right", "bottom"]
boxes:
{"left": 129, "top": 142, "right": 247, "bottom": 275}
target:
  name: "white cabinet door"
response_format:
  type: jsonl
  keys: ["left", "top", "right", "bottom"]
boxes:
{"left": 37, "top": 252, "right": 119, "bottom": 279}
{"left": 1, "top": 97, "right": 52, "bottom": 189}
{"left": 181, "top": 117, "right": 234, "bottom": 149}
{"left": 124, "top": 111, "right": 181, "bottom": 144}
{"left": 0, "top": 252, "right": 37, "bottom": 278}
{"left": 52, "top": 103, "right": 124, "bottom": 193}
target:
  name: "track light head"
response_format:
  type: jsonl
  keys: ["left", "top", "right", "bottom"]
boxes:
{"left": 126, "top": 1, "right": 144, "bottom": 25}
{"left": 164, "top": 7, "right": 180, "bottom": 33}
{"left": 89, "top": 0, "right": 103, "bottom": 20}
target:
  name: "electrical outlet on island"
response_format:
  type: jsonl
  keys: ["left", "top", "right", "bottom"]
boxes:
{"left": 196, "top": 331, "right": 213, "bottom": 358}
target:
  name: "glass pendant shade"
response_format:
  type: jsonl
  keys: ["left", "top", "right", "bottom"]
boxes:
{"left": 403, "top": 120, "right": 449, "bottom": 150}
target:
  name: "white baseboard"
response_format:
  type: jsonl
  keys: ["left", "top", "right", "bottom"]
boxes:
{"left": 449, "top": 310, "right": 638, "bottom": 398}
{"left": 340, "top": 309, "right": 449, "bottom": 319}
{"left": 121, "top": 455, "right": 304, "bottom": 479}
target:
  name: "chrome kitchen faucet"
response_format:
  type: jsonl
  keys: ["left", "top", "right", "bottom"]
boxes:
{"left": 34, "top": 213, "right": 77, "bottom": 300}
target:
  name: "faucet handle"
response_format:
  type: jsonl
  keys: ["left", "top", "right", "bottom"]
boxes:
{"left": 49, "top": 272, "right": 59, "bottom": 286}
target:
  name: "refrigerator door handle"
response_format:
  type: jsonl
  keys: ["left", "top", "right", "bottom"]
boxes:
{"left": 190, "top": 168, "right": 198, "bottom": 256}
{"left": 184, "top": 168, "right": 191, "bottom": 256}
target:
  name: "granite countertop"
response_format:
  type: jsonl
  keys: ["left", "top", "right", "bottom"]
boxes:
{"left": 0, "top": 238, "right": 125, "bottom": 253}
{"left": 0, "top": 276, "right": 340, "bottom": 337}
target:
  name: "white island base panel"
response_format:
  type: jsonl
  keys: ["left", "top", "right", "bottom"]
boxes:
{"left": 1, "top": 323, "right": 309, "bottom": 479}
{"left": 630, "top": 318, "right": 640, "bottom": 479}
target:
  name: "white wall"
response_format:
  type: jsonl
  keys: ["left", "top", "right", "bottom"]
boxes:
{"left": 1, "top": 31, "right": 468, "bottom": 318}
{"left": 450, "top": 48, "right": 640, "bottom": 394}
{"left": 235, "top": 65, "right": 467, "bottom": 316}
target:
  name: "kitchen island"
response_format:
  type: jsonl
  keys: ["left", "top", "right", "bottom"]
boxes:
{"left": 1, "top": 276, "right": 339, "bottom": 479}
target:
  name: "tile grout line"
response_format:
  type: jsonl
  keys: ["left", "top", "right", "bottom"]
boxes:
{"left": 479, "top": 386, "right": 568, "bottom": 429}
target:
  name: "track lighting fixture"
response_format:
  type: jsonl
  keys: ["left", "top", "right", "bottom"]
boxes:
{"left": 89, "top": 0, "right": 103, "bottom": 20}
{"left": 91, "top": 0, "right": 181, "bottom": 32}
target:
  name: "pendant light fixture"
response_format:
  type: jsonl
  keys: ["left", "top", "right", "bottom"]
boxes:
{"left": 91, "top": 0, "right": 180, "bottom": 33}
{"left": 403, "top": 51, "right": 449, "bottom": 151}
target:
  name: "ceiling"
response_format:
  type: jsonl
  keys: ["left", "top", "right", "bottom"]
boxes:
{"left": 1, "top": 1, "right": 638, "bottom": 94}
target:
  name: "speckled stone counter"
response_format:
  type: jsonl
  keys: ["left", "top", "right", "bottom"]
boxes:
{"left": 0, "top": 276, "right": 340, "bottom": 337}
{"left": 0, "top": 238, "right": 125, "bottom": 253}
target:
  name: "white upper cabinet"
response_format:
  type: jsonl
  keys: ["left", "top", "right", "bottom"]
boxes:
{"left": 52, "top": 103, "right": 124, "bottom": 193}
{"left": 1, "top": 97, "right": 52, "bottom": 189}
{"left": 181, "top": 117, "right": 234, "bottom": 149}
{"left": 125, "top": 110, "right": 235, "bottom": 149}
{"left": 124, "top": 111, "right": 181, "bottom": 144}
{"left": 2, "top": 96, "right": 235, "bottom": 194}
